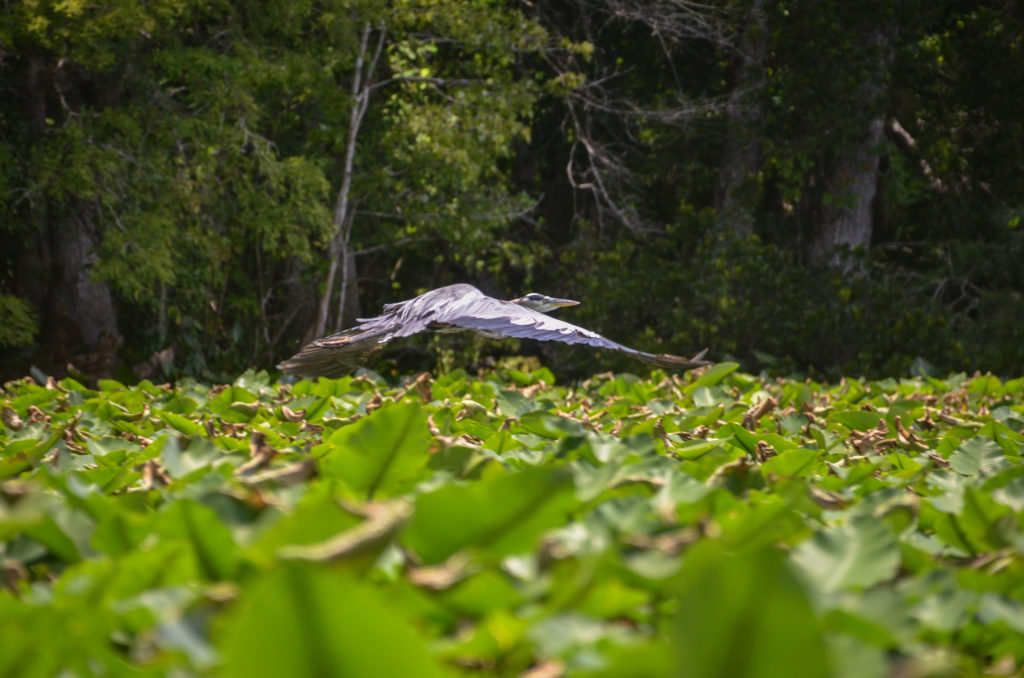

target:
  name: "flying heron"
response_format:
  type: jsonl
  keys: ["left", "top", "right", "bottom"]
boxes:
{"left": 278, "top": 283, "right": 709, "bottom": 378}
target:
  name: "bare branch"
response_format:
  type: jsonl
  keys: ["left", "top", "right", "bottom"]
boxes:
{"left": 315, "top": 22, "right": 388, "bottom": 337}
{"left": 369, "top": 76, "right": 478, "bottom": 92}
{"left": 889, "top": 118, "right": 946, "bottom": 193}
{"left": 541, "top": 0, "right": 732, "bottom": 234}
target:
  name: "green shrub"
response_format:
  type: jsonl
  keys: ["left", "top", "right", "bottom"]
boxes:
{"left": 0, "top": 293, "right": 37, "bottom": 349}
{"left": 554, "top": 226, "right": 1017, "bottom": 379}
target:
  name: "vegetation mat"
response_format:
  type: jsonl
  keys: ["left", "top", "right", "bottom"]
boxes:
{"left": 2, "top": 365, "right": 1023, "bottom": 677}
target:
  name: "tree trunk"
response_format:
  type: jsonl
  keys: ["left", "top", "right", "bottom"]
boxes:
{"left": 313, "top": 23, "right": 385, "bottom": 338}
{"left": 716, "top": 0, "right": 767, "bottom": 235}
{"left": 15, "top": 52, "right": 121, "bottom": 378}
{"left": 810, "top": 115, "right": 886, "bottom": 264}
{"left": 17, "top": 212, "right": 121, "bottom": 377}
{"left": 336, "top": 247, "right": 361, "bottom": 331}
{"left": 810, "top": 25, "right": 895, "bottom": 266}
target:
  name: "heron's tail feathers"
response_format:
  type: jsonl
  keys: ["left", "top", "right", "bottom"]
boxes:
{"left": 277, "top": 328, "right": 386, "bottom": 378}
{"left": 637, "top": 347, "right": 711, "bottom": 370}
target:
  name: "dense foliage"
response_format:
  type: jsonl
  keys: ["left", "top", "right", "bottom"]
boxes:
{"left": 2, "top": 365, "right": 1024, "bottom": 675}
{"left": 1, "top": 0, "right": 1023, "bottom": 379}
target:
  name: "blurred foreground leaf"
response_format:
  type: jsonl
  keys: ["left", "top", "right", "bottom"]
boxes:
{"left": 319, "top": 401, "right": 431, "bottom": 499}
{"left": 673, "top": 542, "right": 831, "bottom": 678}
{"left": 402, "top": 467, "right": 577, "bottom": 564}
{"left": 219, "top": 563, "right": 449, "bottom": 678}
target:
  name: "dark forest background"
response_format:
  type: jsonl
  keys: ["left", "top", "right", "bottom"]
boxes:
{"left": 1, "top": 0, "right": 1022, "bottom": 382}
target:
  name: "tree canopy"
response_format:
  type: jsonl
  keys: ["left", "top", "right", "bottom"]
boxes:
{"left": 1, "top": 0, "right": 1022, "bottom": 381}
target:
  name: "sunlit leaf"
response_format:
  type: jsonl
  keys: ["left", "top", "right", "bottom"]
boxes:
{"left": 688, "top": 362, "right": 739, "bottom": 388}
{"left": 673, "top": 542, "right": 831, "bottom": 678}
{"left": 791, "top": 516, "right": 900, "bottom": 592}
{"left": 402, "top": 467, "right": 576, "bottom": 563}
{"left": 153, "top": 499, "right": 241, "bottom": 580}
{"left": 761, "top": 448, "right": 820, "bottom": 477}
{"left": 831, "top": 410, "right": 882, "bottom": 431}
{"left": 949, "top": 435, "right": 1012, "bottom": 477}
{"left": 319, "top": 401, "right": 431, "bottom": 499}
{"left": 220, "top": 564, "right": 449, "bottom": 678}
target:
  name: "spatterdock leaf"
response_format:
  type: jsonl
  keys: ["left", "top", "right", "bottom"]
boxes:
{"left": 402, "top": 467, "right": 576, "bottom": 564}
{"left": 153, "top": 499, "right": 240, "bottom": 581}
{"left": 318, "top": 401, "right": 431, "bottom": 499}
{"left": 219, "top": 563, "right": 449, "bottom": 678}
{"left": 949, "top": 435, "right": 1012, "bottom": 477}
{"left": 761, "top": 448, "right": 820, "bottom": 478}
{"left": 672, "top": 542, "right": 831, "bottom": 678}
{"left": 155, "top": 409, "right": 203, "bottom": 436}
{"left": 830, "top": 410, "right": 882, "bottom": 432}
{"left": 0, "top": 426, "right": 64, "bottom": 480}
{"left": 790, "top": 516, "right": 899, "bottom": 592}
{"left": 687, "top": 362, "right": 739, "bottom": 389}
{"left": 247, "top": 486, "right": 363, "bottom": 563}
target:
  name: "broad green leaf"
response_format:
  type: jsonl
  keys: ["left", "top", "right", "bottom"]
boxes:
{"left": 761, "top": 448, "right": 823, "bottom": 481}
{"left": 6, "top": 352, "right": 1024, "bottom": 677}
{"left": 0, "top": 426, "right": 64, "bottom": 479}
{"left": 572, "top": 640, "right": 673, "bottom": 678}
{"left": 949, "top": 435, "right": 1012, "bottom": 477}
{"left": 966, "top": 374, "right": 1001, "bottom": 397}
{"left": 91, "top": 511, "right": 150, "bottom": 557}
{"left": 208, "top": 386, "right": 258, "bottom": 422}
{"left": 692, "top": 385, "right": 731, "bottom": 407}
{"left": 11, "top": 387, "right": 59, "bottom": 412}
{"left": 153, "top": 499, "right": 241, "bottom": 580}
{"left": 791, "top": 516, "right": 900, "bottom": 592}
{"left": 672, "top": 542, "right": 831, "bottom": 678}
{"left": 778, "top": 412, "right": 810, "bottom": 434}
{"left": 248, "top": 486, "right": 364, "bottom": 563}
{"left": 155, "top": 409, "right": 204, "bottom": 436}
{"left": 0, "top": 594, "right": 132, "bottom": 678}
{"left": 722, "top": 422, "right": 759, "bottom": 455}
{"left": 991, "top": 475, "right": 1024, "bottom": 512}
{"left": 159, "top": 435, "right": 223, "bottom": 478}
{"left": 687, "top": 362, "right": 739, "bottom": 389}
{"left": 826, "top": 634, "right": 889, "bottom": 678}
{"left": 673, "top": 438, "right": 723, "bottom": 460}
{"left": 402, "top": 467, "right": 576, "bottom": 563}
{"left": 978, "top": 594, "right": 1024, "bottom": 634}
{"left": 576, "top": 577, "right": 650, "bottom": 619}
{"left": 956, "top": 485, "right": 1018, "bottom": 551}
{"left": 219, "top": 564, "right": 449, "bottom": 678}
{"left": 440, "top": 569, "right": 525, "bottom": 616}
{"left": 528, "top": 612, "right": 639, "bottom": 660}
{"left": 319, "top": 401, "right": 431, "bottom": 499}
{"left": 23, "top": 515, "right": 83, "bottom": 563}
{"left": 654, "top": 470, "right": 710, "bottom": 511}
{"left": 912, "top": 588, "right": 974, "bottom": 633}
{"left": 831, "top": 410, "right": 882, "bottom": 431}
{"left": 496, "top": 388, "right": 543, "bottom": 417}
{"left": 515, "top": 410, "right": 585, "bottom": 438}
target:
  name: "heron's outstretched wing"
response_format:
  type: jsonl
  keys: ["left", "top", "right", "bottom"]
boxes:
{"left": 279, "top": 284, "right": 709, "bottom": 377}
{"left": 440, "top": 297, "right": 710, "bottom": 370}
{"left": 277, "top": 284, "right": 481, "bottom": 378}
{"left": 276, "top": 324, "right": 393, "bottom": 378}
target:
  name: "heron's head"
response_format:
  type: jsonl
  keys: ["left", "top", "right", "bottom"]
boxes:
{"left": 510, "top": 292, "right": 580, "bottom": 314}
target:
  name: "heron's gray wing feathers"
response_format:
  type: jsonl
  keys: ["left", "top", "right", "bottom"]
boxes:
{"left": 276, "top": 304, "right": 426, "bottom": 378}
{"left": 275, "top": 324, "right": 391, "bottom": 378}
{"left": 278, "top": 284, "right": 710, "bottom": 378}
{"left": 277, "top": 285, "right": 480, "bottom": 378}
{"left": 443, "top": 298, "right": 710, "bottom": 370}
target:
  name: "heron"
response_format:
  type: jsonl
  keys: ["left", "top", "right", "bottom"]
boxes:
{"left": 278, "top": 283, "right": 710, "bottom": 378}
